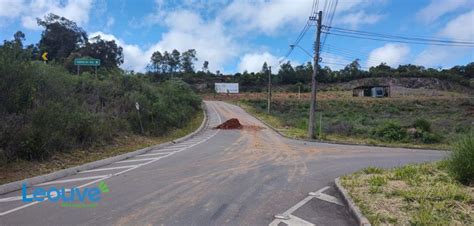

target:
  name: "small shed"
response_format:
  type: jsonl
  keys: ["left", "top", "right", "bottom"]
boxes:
{"left": 353, "top": 85, "right": 390, "bottom": 97}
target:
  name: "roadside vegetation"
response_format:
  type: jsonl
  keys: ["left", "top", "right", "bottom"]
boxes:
{"left": 235, "top": 90, "right": 472, "bottom": 149}
{"left": 340, "top": 134, "right": 473, "bottom": 225}
{"left": 0, "top": 14, "right": 202, "bottom": 179}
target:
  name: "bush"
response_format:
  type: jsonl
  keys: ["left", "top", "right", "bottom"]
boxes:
{"left": 0, "top": 57, "right": 201, "bottom": 162}
{"left": 447, "top": 134, "right": 474, "bottom": 185}
{"left": 413, "top": 118, "right": 431, "bottom": 132}
{"left": 373, "top": 121, "right": 407, "bottom": 142}
{"left": 421, "top": 132, "right": 442, "bottom": 144}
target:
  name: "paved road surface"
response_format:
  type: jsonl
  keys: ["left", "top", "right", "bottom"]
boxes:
{"left": 0, "top": 101, "right": 447, "bottom": 225}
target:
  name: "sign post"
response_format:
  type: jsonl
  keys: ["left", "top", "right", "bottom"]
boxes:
{"left": 74, "top": 58, "right": 101, "bottom": 77}
{"left": 135, "top": 102, "right": 144, "bottom": 134}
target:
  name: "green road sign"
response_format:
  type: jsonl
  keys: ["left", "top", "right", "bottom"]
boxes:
{"left": 74, "top": 58, "right": 100, "bottom": 66}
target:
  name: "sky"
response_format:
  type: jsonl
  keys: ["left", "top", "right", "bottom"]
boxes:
{"left": 0, "top": 0, "right": 473, "bottom": 74}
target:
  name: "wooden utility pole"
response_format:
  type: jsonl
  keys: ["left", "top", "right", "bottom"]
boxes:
{"left": 267, "top": 66, "right": 272, "bottom": 114}
{"left": 308, "top": 11, "right": 322, "bottom": 139}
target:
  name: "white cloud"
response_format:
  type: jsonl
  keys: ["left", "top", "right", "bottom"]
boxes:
{"left": 92, "top": 10, "right": 239, "bottom": 72}
{"left": 153, "top": 10, "right": 239, "bottom": 72}
{"left": 105, "top": 16, "right": 114, "bottom": 29}
{"left": 219, "top": 0, "right": 385, "bottom": 35}
{"left": 439, "top": 10, "right": 474, "bottom": 41}
{"left": 0, "top": 0, "right": 25, "bottom": 17}
{"left": 219, "top": 0, "right": 311, "bottom": 34}
{"left": 367, "top": 43, "right": 410, "bottom": 67}
{"left": 414, "top": 10, "right": 474, "bottom": 68}
{"left": 416, "top": 0, "right": 469, "bottom": 23}
{"left": 0, "top": 0, "right": 93, "bottom": 30}
{"left": 321, "top": 53, "right": 351, "bottom": 70}
{"left": 238, "top": 52, "right": 281, "bottom": 73}
{"left": 90, "top": 31, "right": 148, "bottom": 72}
{"left": 336, "top": 11, "right": 383, "bottom": 28}
{"left": 414, "top": 46, "right": 454, "bottom": 68}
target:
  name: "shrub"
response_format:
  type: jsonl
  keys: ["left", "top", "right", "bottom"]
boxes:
{"left": 447, "top": 134, "right": 474, "bottom": 185}
{"left": 0, "top": 58, "right": 201, "bottom": 162}
{"left": 413, "top": 118, "right": 431, "bottom": 132}
{"left": 421, "top": 132, "right": 442, "bottom": 144}
{"left": 373, "top": 121, "right": 407, "bottom": 142}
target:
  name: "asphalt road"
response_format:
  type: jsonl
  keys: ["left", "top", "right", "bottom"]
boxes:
{"left": 0, "top": 101, "right": 447, "bottom": 226}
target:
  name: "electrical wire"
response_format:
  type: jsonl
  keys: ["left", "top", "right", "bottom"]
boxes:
{"left": 324, "top": 27, "right": 474, "bottom": 47}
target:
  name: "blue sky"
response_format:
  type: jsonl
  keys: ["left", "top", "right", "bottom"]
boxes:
{"left": 0, "top": 0, "right": 473, "bottom": 73}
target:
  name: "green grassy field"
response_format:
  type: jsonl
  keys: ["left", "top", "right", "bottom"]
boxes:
{"left": 236, "top": 90, "right": 473, "bottom": 149}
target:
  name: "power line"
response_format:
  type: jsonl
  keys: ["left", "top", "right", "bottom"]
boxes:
{"left": 279, "top": 0, "right": 318, "bottom": 64}
{"left": 330, "top": 26, "right": 474, "bottom": 44}
{"left": 324, "top": 27, "right": 474, "bottom": 47}
{"left": 321, "top": 0, "right": 338, "bottom": 48}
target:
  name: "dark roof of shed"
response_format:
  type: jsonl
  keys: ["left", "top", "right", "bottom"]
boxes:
{"left": 353, "top": 85, "right": 390, "bottom": 89}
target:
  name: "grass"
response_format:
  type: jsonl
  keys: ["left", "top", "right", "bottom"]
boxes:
{"left": 0, "top": 110, "right": 203, "bottom": 185}
{"left": 340, "top": 162, "right": 474, "bottom": 225}
{"left": 231, "top": 90, "right": 473, "bottom": 149}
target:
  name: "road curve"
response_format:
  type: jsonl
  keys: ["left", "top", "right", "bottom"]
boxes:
{"left": 0, "top": 101, "right": 447, "bottom": 225}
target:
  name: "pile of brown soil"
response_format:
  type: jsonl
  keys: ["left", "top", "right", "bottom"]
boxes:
{"left": 215, "top": 118, "right": 243, "bottom": 129}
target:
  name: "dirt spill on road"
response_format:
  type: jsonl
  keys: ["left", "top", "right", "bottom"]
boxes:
{"left": 115, "top": 102, "right": 317, "bottom": 224}
{"left": 211, "top": 102, "right": 308, "bottom": 181}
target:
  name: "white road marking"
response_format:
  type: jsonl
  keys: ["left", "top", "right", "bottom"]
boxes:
{"left": 116, "top": 157, "right": 161, "bottom": 163}
{"left": 37, "top": 175, "right": 109, "bottom": 186}
{"left": 269, "top": 186, "right": 343, "bottom": 226}
{"left": 151, "top": 147, "right": 183, "bottom": 152}
{"left": 0, "top": 201, "right": 40, "bottom": 216}
{"left": 78, "top": 165, "right": 138, "bottom": 174}
{"left": 138, "top": 152, "right": 174, "bottom": 157}
{"left": 0, "top": 103, "right": 223, "bottom": 217}
{"left": 270, "top": 214, "right": 315, "bottom": 226}
{"left": 309, "top": 193, "right": 344, "bottom": 206}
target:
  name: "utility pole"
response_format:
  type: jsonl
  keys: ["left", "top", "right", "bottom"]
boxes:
{"left": 267, "top": 66, "right": 272, "bottom": 114}
{"left": 308, "top": 11, "right": 322, "bottom": 139}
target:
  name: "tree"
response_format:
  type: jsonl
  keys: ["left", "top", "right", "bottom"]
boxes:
{"left": 342, "top": 59, "right": 362, "bottom": 80}
{"left": 181, "top": 49, "right": 197, "bottom": 73}
{"left": 162, "top": 51, "right": 172, "bottom": 73}
{"left": 1, "top": 31, "right": 31, "bottom": 61}
{"left": 261, "top": 62, "right": 270, "bottom": 74}
{"left": 278, "top": 61, "right": 296, "bottom": 84}
{"left": 37, "top": 13, "right": 88, "bottom": 62}
{"left": 13, "top": 31, "right": 25, "bottom": 48}
{"left": 170, "top": 49, "right": 181, "bottom": 73}
{"left": 202, "top": 61, "right": 209, "bottom": 72}
{"left": 78, "top": 35, "right": 124, "bottom": 69}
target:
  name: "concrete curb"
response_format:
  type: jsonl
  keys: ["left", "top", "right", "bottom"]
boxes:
{"left": 334, "top": 177, "right": 371, "bottom": 226}
{"left": 237, "top": 103, "right": 446, "bottom": 151}
{"left": 0, "top": 103, "right": 209, "bottom": 195}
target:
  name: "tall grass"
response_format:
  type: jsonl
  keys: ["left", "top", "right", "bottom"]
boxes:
{"left": 447, "top": 134, "right": 474, "bottom": 185}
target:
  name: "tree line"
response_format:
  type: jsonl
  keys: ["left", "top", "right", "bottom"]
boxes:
{"left": 5, "top": 13, "right": 472, "bottom": 89}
